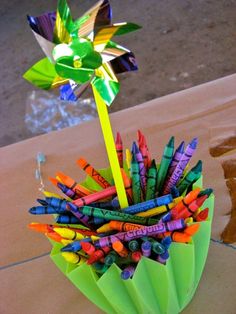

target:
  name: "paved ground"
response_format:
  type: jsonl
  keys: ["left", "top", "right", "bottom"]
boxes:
{"left": 1, "top": 0, "right": 236, "bottom": 147}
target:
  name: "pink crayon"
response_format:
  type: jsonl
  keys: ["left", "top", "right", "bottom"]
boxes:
{"left": 115, "top": 132, "right": 123, "bottom": 168}
{"left": 94, "top": 219, "right": 186, "bottom": 248}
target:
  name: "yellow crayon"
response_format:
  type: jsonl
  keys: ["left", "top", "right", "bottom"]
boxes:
{"left": 43, "top": 190, "right": 63, "bottom": 199}
{"left": 96, "top": 223, "right": 113, "bottom": 233}
{"left": 61, "top": 239, "right": 73, "bottom": 246}
{"left": 54, "top": 228, "right": 86, "bottom": 240}
{"left": 126, "top": 149, "right": 132, "bottom": 174}
{"left": 61, "top": 252, "right": 87, "bottom": 265}
{"left": 90, "top": 235, "right": 101, "bottom": 242}
{"left": 185, "top": 217, "right": 193, "bottom": 224}
{"left": 136, "top": 197, "right": 183, "bottom": 218}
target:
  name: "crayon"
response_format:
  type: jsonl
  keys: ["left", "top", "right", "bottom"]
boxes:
{"left": 141, "top": 240, "right": 152, "bottom": 257}
{"left": 69, "top": 203, "right": 158, "bottom": 226}
{"left": 120, "top": 168, "right": 133, "bottom": 205}
{"left": 93, "top": 262, "right": 109, "bottom": 274}
{"left": 37, "top": 199, "right": 48, "bottom": 206}
{"left": 159, "top": 212, "right": 172, "bottom": 223}
{"left": 156, "top": 136, "right": 175, "bottom": 194}
{"left": 152, "top": 241, "right": 166, "bottom": 254}
{"left": 112, "top": 240, "right": 129, "bottom": 257}
{"left": 163, "top": 138, "right": 198, "bottom": 194}
{"left": 121, "top": 265, "right": 136, "bottom": 280}
{"left": 42, "top": 190, "right": 63, "bottom": 199}
{"left": 125, "top": 149, "right": 132, "bottom": 175}
{"left": 104, "top": 251, "right": 119, "bottom": 266}
{"left": 56, "top": 214, "right": 81, "bottom": 224}
{"left": 76, "top": 157, "right": 111, "bottom": 189}
{"left": 46, "top": 231, "right": 64, "bottom": 243}
{"left": 195, "top": 207, "right": 209, "bottom": 222}
{"left": 131, "top": 251, "right": 142, "bottom": 262}
{"left": 81, "top": 242, "right": 96, "bottom": 255}
{"left": 184, "top": 223, "right": 200, "bottom": 236}
{"left": 56, "top": 171, "right": 94, "bottom": 196}
{"left": 185, "top": 217, "right": 194, "bottom": 224}
{"left": 170, "top": 186, "right": 180, "bottom": 198}
{"left": 115, "top": 132, "right": 123, "bottom": 168}
{"left": 53, "top": 228, "right": 87, "bottom": 240}
{"left": 145, "top": 159, "right": 157, "bottom": 201}
{"left": 164, "top": 231, "right": 191, "bottom": 243}
{"left": 96, "top": 223, "right": 113, "bottom": 233}
{"left": 136, "top": 196, "right": 182, "bottom": 218}
{"left": 89, "top": 216, "right": 106, "bottom": 225}
{"left": 61, "top": 237, "right": 92, "bottom": 252}
{"left": 66, "top": 203, "right": 92, "bottom": 228}
{"left": 131, "top": 154, "right": 142, "bottom": 204}
{"left": 87, "top": 246, "right": 111, "bottom": 264}
{"left": 137, "top": 130, "right": 151, "bottom": 168}
{"left": 161, "top": 236, "right": 172, "bottom": 249}
{"left": 90, "top": 200, "right": 119, "bottom": 210}
{"left": 94, "top": 219, "right": 186, "bottom": 248}
{"left": 172, "top": 195, "right": 208, "bottom": 219}
{"left": 128, "top": 240, "right": 140, "bottom": 252}
{"left": 167, "top": 141, "right": 185, "bottom": 176}
{"left": 172, "top": 188, "right": 200, "bottom": 213}
{"left": 123, "top": 194, "right": 173, "bottom": 215}
{"left": 45, "top": 197, "right": 68, "bottom": 211}
{"left": 177, "top": 160, "right": 202, "bottom": 195}
{"left": 72, "top": 185, "right": 118, "bottom": 207}
{"left": 61, "top": 252, "right": 87, "bottom": 265}
{"left": 157, "top": 250, "right": 169, "bottom": 264}
{"left": 28, "top": 222, "right": 53, "bottom": 233}
{"left": 29, "top": 205, "right": 67, "bottom": 215}
{"left": 198, "top": 189, "right": 213, "bottom": 197}
{"left": 132, "top": 142, "right": 147, "bottom": 194}
{"left": 109, "top": 221, "right": 145, "bottom": 232}
{"left": 57, "top": 182, "right": 78, "bottom": 199}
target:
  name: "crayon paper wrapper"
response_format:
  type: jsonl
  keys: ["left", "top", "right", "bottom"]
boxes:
{"left": 50, "top": 170, "right": 214, "bottom": 314}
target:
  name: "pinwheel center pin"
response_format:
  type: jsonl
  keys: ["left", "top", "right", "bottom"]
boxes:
{"left": 73, "top": 56, "right": 82, "bottom": 68}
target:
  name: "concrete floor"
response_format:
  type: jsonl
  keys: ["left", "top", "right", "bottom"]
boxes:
{"left": 1, "top": 0, "right": 236, "bottom": 147}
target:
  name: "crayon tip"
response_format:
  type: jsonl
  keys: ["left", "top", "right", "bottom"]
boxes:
{"left": 37, "top": 199, "right": 48, "bottom": 206}
{"left": 184, "top": 223, "right": 200, "bottom": 236}
{"left": 48, "top": 177, "right": 59, "bottom": 186}
{"left": 189, "top": 137, "right": 198, "bottom": 149}
{"left": 132, "top": 141, "right": 139, "bottom": 154}
{"left": 29, "top": 207, "right": 37, "bottom": 214}
{"left": 150, "top": 159, "right": 156, "bottom": 168}
{"left": 193, "top": 160, "right": 202, "bottom": 173}
{"left": 61, "top": 244, "right": 73, "bottom": 252}
{"left": 161, "top": 236, "right": 172, "bottom": 248}
{"left": 199, "top": 188, "right": 213, "bottom": 197}
{"left": 168, "top": 136, "right": 175, "bottom": 148}
{"left": 176, "top": 141, "right": 185, "bottom": 153}
{"left": 115, "top": 132, "right": 122, "bottom": 144}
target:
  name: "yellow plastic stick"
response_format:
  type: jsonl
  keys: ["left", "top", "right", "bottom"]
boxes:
{"left": 92, "top": 86, "right": 128, "bottom": 208}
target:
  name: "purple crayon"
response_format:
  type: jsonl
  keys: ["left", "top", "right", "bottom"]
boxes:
{"left": 94, "top": 219, "right": 186, "bottom": 248}
{"left": 121, "top": 265, "right": 136, "bottom": 280}
{"left": 162, "top": 138, "right": 198, "bottom": 195}
{"left": 141, "top": 240, "right": 152, "bottom": 257}
{"left": 57, "top": 182, "right": 77, "bottom": 199}
{"left": 167, "top": 141, "right": 185, "bottom": 176}
{"left": 67, "top": 203, "right": 93, "bottom": 229}
{"left": 132, "top": 142, "right": 147, "bottom": 195}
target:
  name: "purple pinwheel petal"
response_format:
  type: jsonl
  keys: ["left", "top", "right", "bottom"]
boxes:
{"left": 109, "top": 51, "right": 138, "bottom": 73}
{"left": 94, "top": 0, "right": 112, "bottom": 30}
{"left": 27, "top": 12, "right": 56, "bottom": 42}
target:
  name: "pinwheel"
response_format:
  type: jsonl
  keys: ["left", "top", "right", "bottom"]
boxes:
{"left": 24, "top": 0, "right": 140, "bottom": 105}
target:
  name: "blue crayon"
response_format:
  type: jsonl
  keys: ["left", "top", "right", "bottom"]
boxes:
{"left": 159, "top": 212, "right": 172, "bottom": 223}
{"left": 123, "top": 194, "right": 173, "bottom": 215}
{"left": 29, "top": 205, "right": 67, "bottom": 215}
{"left": 45, "top": 197, "right": 68, "bottom": 211}
{"left": 121, "top": 265, "right": 136, "bottom": 280}
{"left": 61, "top": 238, "right": 92, "bottom": 252}
{"left": 170, "top": 186, "right": 180, "bottom": 198}
{"left": 157, "top": 250, "right": 169, "bottom": 264}
{"left": 37, "top": 199, "right": 48, "bottom": 206}
{"left": 57, "top": 182, "right": 77, "bottom": 199}
{"left": 90, "top": 217, "right": 107, "bottom": 225}
{"left": 161, "top": 236, "right": 172, "bottom": 249}
{"left": 141, "top": 240, "right": 152, "bottom": 257}
{"left": 56, "top": 214, "right": 81, "bottom": 224}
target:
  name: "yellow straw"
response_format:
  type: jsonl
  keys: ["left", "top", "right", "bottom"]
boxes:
{"left": 92, "top": 86, "right": 128, "bottom": 208}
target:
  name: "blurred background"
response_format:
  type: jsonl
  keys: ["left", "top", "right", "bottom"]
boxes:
{"left": 0, "top": 0, "right": 236, "bottom": 147}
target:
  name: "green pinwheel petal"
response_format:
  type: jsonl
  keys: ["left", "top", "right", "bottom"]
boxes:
{"left": 23, "top": 57, "right": 57, "bottom": 89}
{"left": 113, "top": 22, "right": 142, "bottom": 36}
{"left": 92, "top": 77, "right": 120, "bottom": 106}
{"left": 55, "top": 62, "right": 94, "bottom": 83}
{"left": 54, "top": 0, "right": 73, "bottom": 44}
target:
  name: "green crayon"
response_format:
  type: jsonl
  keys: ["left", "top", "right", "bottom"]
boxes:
{"left": 177, "top": 160, "right": 202, "bottom": 195}
{"left": 145, "top": 159, "right": 157, "bottom": 201}
{"left": 75, "top": 205, "right": 157, "bottom": 226}
{"left": 131, "top": 154, "right": 142, "bottom": 204}
{"left": 156, "top": 136, "right": 175, "bottom": 194}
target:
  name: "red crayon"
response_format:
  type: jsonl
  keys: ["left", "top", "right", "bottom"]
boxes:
{"left": 131, "top": 251, "right": 142, "bottom": 262}
{"left": 87, "top": 246, "right": 111, "bottom": 265}
{"left": 173, "top": 195, "right": 208, "bottom": 219}
{"left": 115, "top": 132, "right": 123, "bottom": 168}
{"left": 81, "top": 242, "right": 96, "bottom": 255}
{"left": 72, "top": 185, "right": 118, "bottom": 207}
{"left": 195, "top": 208, "right": 209, "bottom": 222}
{"left": 137, "top": 130, "right": 151, "bottom": 168}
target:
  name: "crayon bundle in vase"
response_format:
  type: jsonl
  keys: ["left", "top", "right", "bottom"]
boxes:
{"left": 24, "top": 1, "right": 214, "bottom": 313}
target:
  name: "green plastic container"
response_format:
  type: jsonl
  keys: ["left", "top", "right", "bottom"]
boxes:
{"left": 50, "top": 171, "right": 214, "bottom": 314}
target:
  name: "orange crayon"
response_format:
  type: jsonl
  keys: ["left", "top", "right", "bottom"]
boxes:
{"left": 184, "top": 223, "right": 200, "bottom": 236}
{"left": 56, "top": 171, "right": 94, "bottom": 196}
{"left": 28, "top": 222, "right": 53, "bottom": 233}
{"left": 195, "top": 208, "right": 209, "bottom": 222}
{"left": 120, "top": 168, "right": 133, "bottom": 204}
{"left": 77, "top": 158, "right": 111, "bottom": 189}
{"left": 164, "top": 231, "right": 191, "bottom": 243}
{"left": 112, "top": 240, "right": 129, "bottom": 257}
{"left": 109, "top": 220, "right": 144, "bottom": 232}
{"left": 172, "top": 188, "right": 201, "bottom": 213}
{"left": 46, "top": 231, "right": 64, "bottom": 243}
{"left": 115, "top": 132, "right": 123, "bottom": 168}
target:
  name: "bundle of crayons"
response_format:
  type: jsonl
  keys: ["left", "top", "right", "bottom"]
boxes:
{"left": 28, "top": 130, "right": 212, "bottom": 280}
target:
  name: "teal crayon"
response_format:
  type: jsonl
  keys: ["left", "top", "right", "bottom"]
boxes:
{"left": 131, "top": 154, "right": 142, "bottom": 204}
{"left": 68, "top": 203, "right": 158, "bottom": 226}
{"left": 145, "top": 159, "right": 157, "bottom": 201}
{"left": 128, "top": 240, "right": 140, "bottom": 252}
{"left": 156, "top": 136, "right": 175, "bottom": 194}
{"left": 104, "top": 251, "right": 119, "bottom": 266}
{"left": 198, "top": 188, "right": 213, "bottom": 197}
{"left": 177, "top": 160, "right": 202, "bottom": 195}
